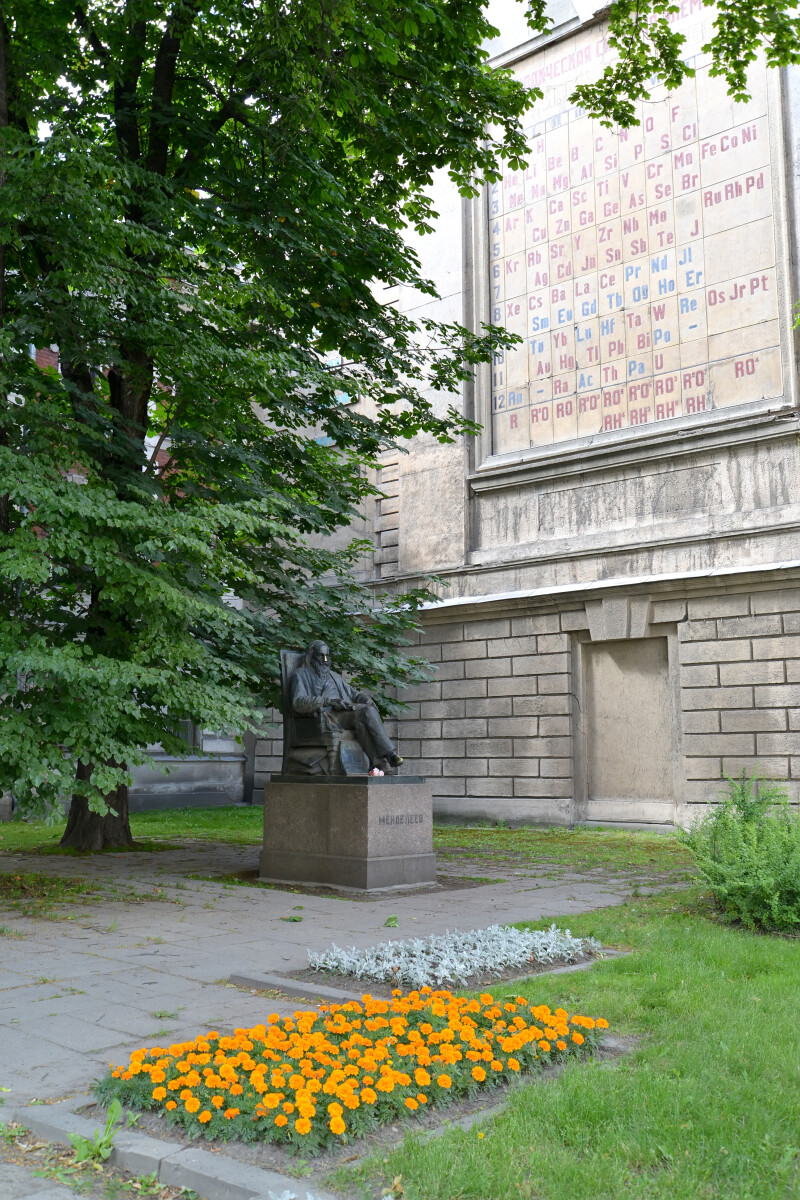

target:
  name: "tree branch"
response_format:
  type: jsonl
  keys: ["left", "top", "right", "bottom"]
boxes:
{"left": 114, "top": 4, "right": 148, "bottom": 162}
{"left": 146, "top": 1, "right": 202, "bottom": 176}
{"left": 73, "top": 4, "right": 111, "bottom": 65}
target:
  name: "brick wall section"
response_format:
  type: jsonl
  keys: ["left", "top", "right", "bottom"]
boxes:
{"left": 253, "top": 709, "right": 282, "bottom": 801}
{"left": 676, "top": 587, "right": 800, "bottom": 808}
{"left": 375, "top": 455, "right": 399, "bottom": 579}
{"left": 397, "top": 613, "right": 575, "bottom": 819}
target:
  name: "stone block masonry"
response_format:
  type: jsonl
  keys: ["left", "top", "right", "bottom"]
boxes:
{"left": 397, "top": 615, "right": 576, "bottom": 825}
{"left": 393, "top": 581, "right": 800, "bottom": 828}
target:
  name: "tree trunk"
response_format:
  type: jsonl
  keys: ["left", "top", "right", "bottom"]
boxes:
{"left": 61, "top": 762, "right": 134, "bottom": 851}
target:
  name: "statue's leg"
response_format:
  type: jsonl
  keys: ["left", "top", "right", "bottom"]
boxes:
{"left": 353, "top": 704, "right": 400, "bottom": 767}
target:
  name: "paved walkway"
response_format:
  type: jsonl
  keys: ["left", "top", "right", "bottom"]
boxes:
{"left": 0, "top": 842, "right": 634, "bottom": 1198}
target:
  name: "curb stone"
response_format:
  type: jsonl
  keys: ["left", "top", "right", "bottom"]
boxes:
{"left": 12, "top": 1103, "right": 338, "bottom": 1200}
{"left": 228, "top": 972, "right": 365, "bottom": 1004}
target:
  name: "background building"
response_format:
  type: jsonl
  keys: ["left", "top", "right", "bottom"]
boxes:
{"left": 254, "top": 0, "right": 800, "bottom": 829}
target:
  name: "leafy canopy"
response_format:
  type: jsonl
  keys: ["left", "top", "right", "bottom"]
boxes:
{"left": 0, "top": 0, "right": 532, "bottom": 817}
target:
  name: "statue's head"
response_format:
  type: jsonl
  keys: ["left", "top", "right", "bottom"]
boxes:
{"left": 305, "top": 640, "right": 331, "bottom": 673}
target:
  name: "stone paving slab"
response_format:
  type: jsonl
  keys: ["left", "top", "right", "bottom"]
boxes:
{"left": 0, "top": 839, "right": 637, "bottom": 1198}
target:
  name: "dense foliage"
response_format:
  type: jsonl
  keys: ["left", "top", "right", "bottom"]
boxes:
{"left": 683, "top": 773, "right": 800, "bottom": 932}
{"left": 0, "top": 0, "right": 533, "bottom": 840}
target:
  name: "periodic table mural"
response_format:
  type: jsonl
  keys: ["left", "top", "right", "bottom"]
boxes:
{"left": 489, "top": 2, "right": 785, "bottom": 456}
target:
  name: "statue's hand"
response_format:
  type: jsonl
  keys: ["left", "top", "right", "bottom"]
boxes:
{"left": 329, "top": 698, "right": 351, "bottom": 711}
{"left": 353, "top": 692, "right": 372, "bottom": 706}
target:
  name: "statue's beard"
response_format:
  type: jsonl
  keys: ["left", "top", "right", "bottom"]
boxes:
{"left": 312, "top": 660, "right": 331, "bottom": 681}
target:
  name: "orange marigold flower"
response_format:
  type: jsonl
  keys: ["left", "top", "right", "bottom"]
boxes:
{"left": 224, "top": 1108, "right": 240, "bottom": 1120}
{"left": 184, "top": 1097, "right": 201, "bottom": 1114}
{"left": 538, "top": 1041, "right": 551, "bottom": 1053}
{"left": 295, "top": 1117, "right": 312, "bottom": 1135}
{"left": 572, "top": 1032, "right": 584, "bottom": 1046}
{"left": 229, "top": 1083, "right": 244, "bottom": 1096}
{"left": 414, "top": 1068, "right": 431, "bottom": 1086}
{"left": 479, "top": 994, "right": 493, "bottom": 1005}
{"left": 330, "top": 1115, "right": 346, "bottom": 1135}
{"left": 211, "top": 1095, "right": 225, "bottom": 1109}
{"left": 198, "top": 1111, "right": 212, "bottom": 1124}
{"left": 165, "top": 1100, "right": 177, "bottom": 1111}
{"left": 596, "top": 1018, "right": 609, "bottom": 1030}
{"left": 282, "top": 1102, "right": 295, "bottom": 1114}
{"left": 556, "top": 1041, "right": 567, "bottom": 1051}
{"left": 417, "top": 1093, "right": 428, "bottom": 1104}
{"left": 152, "top": 1087, "right": 167, "bottom": 1101}
{"left": 436, "top": 1074, "right": 452, "bottom": 1089}
{"left": 360, "top": 1088, "right": 377, "bottom": 1104}
{"left": 405, "top": 1098, "right": 418, "bottom": 1110}
{"left": 507, "top": 1058, "right": 520, "bottom": 1072}
{"left": 490, "top": 1060, "right": 503, "bottom": 1071}
{"left": 471, "top": 1067, "right": 486, "bottom": 1083}
{"left": 274, "top": 1114, "right": 288, "bottom": 1127}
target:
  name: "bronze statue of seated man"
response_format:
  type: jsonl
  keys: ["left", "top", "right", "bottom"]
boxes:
{"left": 289, "top": 640, "right": 403, "bottom": 772}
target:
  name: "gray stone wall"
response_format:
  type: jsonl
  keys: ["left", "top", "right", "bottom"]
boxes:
{"left": 397, "top": 614, "right": 575, "bottom": 823}
{"left": 676, "top": 587, "right": 800, "bottom": 807}
{"left": 395, "top": 580, "right": 800, "bottom": 828}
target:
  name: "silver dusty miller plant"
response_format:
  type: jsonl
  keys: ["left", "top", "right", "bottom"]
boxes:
{"left": 307, "top": 924, "right": 601, "bottom": 989}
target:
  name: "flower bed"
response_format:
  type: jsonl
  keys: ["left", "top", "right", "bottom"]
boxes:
{"left": 97, "top": 989, "right": 609, "bottom": 1152}
{"left": 307, "top": 924, "right": 601, "bottom": 989}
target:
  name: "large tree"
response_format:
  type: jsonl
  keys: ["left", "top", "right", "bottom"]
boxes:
{"left": 1, "top": 0, "right": 798, "bottom": 849}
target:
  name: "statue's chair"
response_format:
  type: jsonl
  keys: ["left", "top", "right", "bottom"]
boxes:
{"left": 279, "top": 649, "right": 369, "bottom": 776}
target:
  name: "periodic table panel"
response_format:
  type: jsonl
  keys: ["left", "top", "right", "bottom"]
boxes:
{"left": 489, "top": 6, "right": 784, "bottom": 455}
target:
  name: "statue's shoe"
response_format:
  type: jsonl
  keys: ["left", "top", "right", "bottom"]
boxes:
{"left": 386, "top": 752, "right": 403, "bottom": 768}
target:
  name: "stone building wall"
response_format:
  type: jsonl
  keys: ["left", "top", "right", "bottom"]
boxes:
{"left": 391, "top": 579, "right": 800, "bottom": 828}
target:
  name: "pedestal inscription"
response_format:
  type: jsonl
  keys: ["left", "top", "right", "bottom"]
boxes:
{"left": 259, "top": 776, "right": 436, "bottom": 891}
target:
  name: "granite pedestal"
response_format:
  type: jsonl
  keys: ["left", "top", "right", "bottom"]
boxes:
{"left": 259, "top": 775, "right": 436, "bottom": 891}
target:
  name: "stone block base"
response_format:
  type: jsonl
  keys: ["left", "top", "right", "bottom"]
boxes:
{"left": 260, "top": 776, "right": 436, "bottom": 891}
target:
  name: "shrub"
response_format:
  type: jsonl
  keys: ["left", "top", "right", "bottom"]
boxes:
{"left": 97, "top": 989, "right": 608, "bottom": 1151}
{"left": 683, "top": 772, "right": 800, "bottom": 932}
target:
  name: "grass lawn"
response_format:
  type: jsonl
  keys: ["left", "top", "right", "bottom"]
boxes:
{"left": 332, "top": 888, "right": 800, "bottom": 1200}
{"left": 0, "top": 805, "right": 264, "bottom": 852}
{"left": 0, "top": 871, "right": 101, "bottom": 919}
{"left": 0, "top": 808, "right": 693, "bottom": 878}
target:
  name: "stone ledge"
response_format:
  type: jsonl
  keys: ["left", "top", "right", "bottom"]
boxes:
{"left": 228, "top": 971, "right": 365, "bottom": 1005}
{"left": 12, "top": 1100, "right": 338, "bottom": 1200}
{"left": 159, "top": 1146, "right": 337, "bottom": 1200}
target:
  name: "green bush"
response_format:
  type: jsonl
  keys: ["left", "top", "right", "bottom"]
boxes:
{"left": 683, "top": 772, "right": 800, "bottom": 932}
